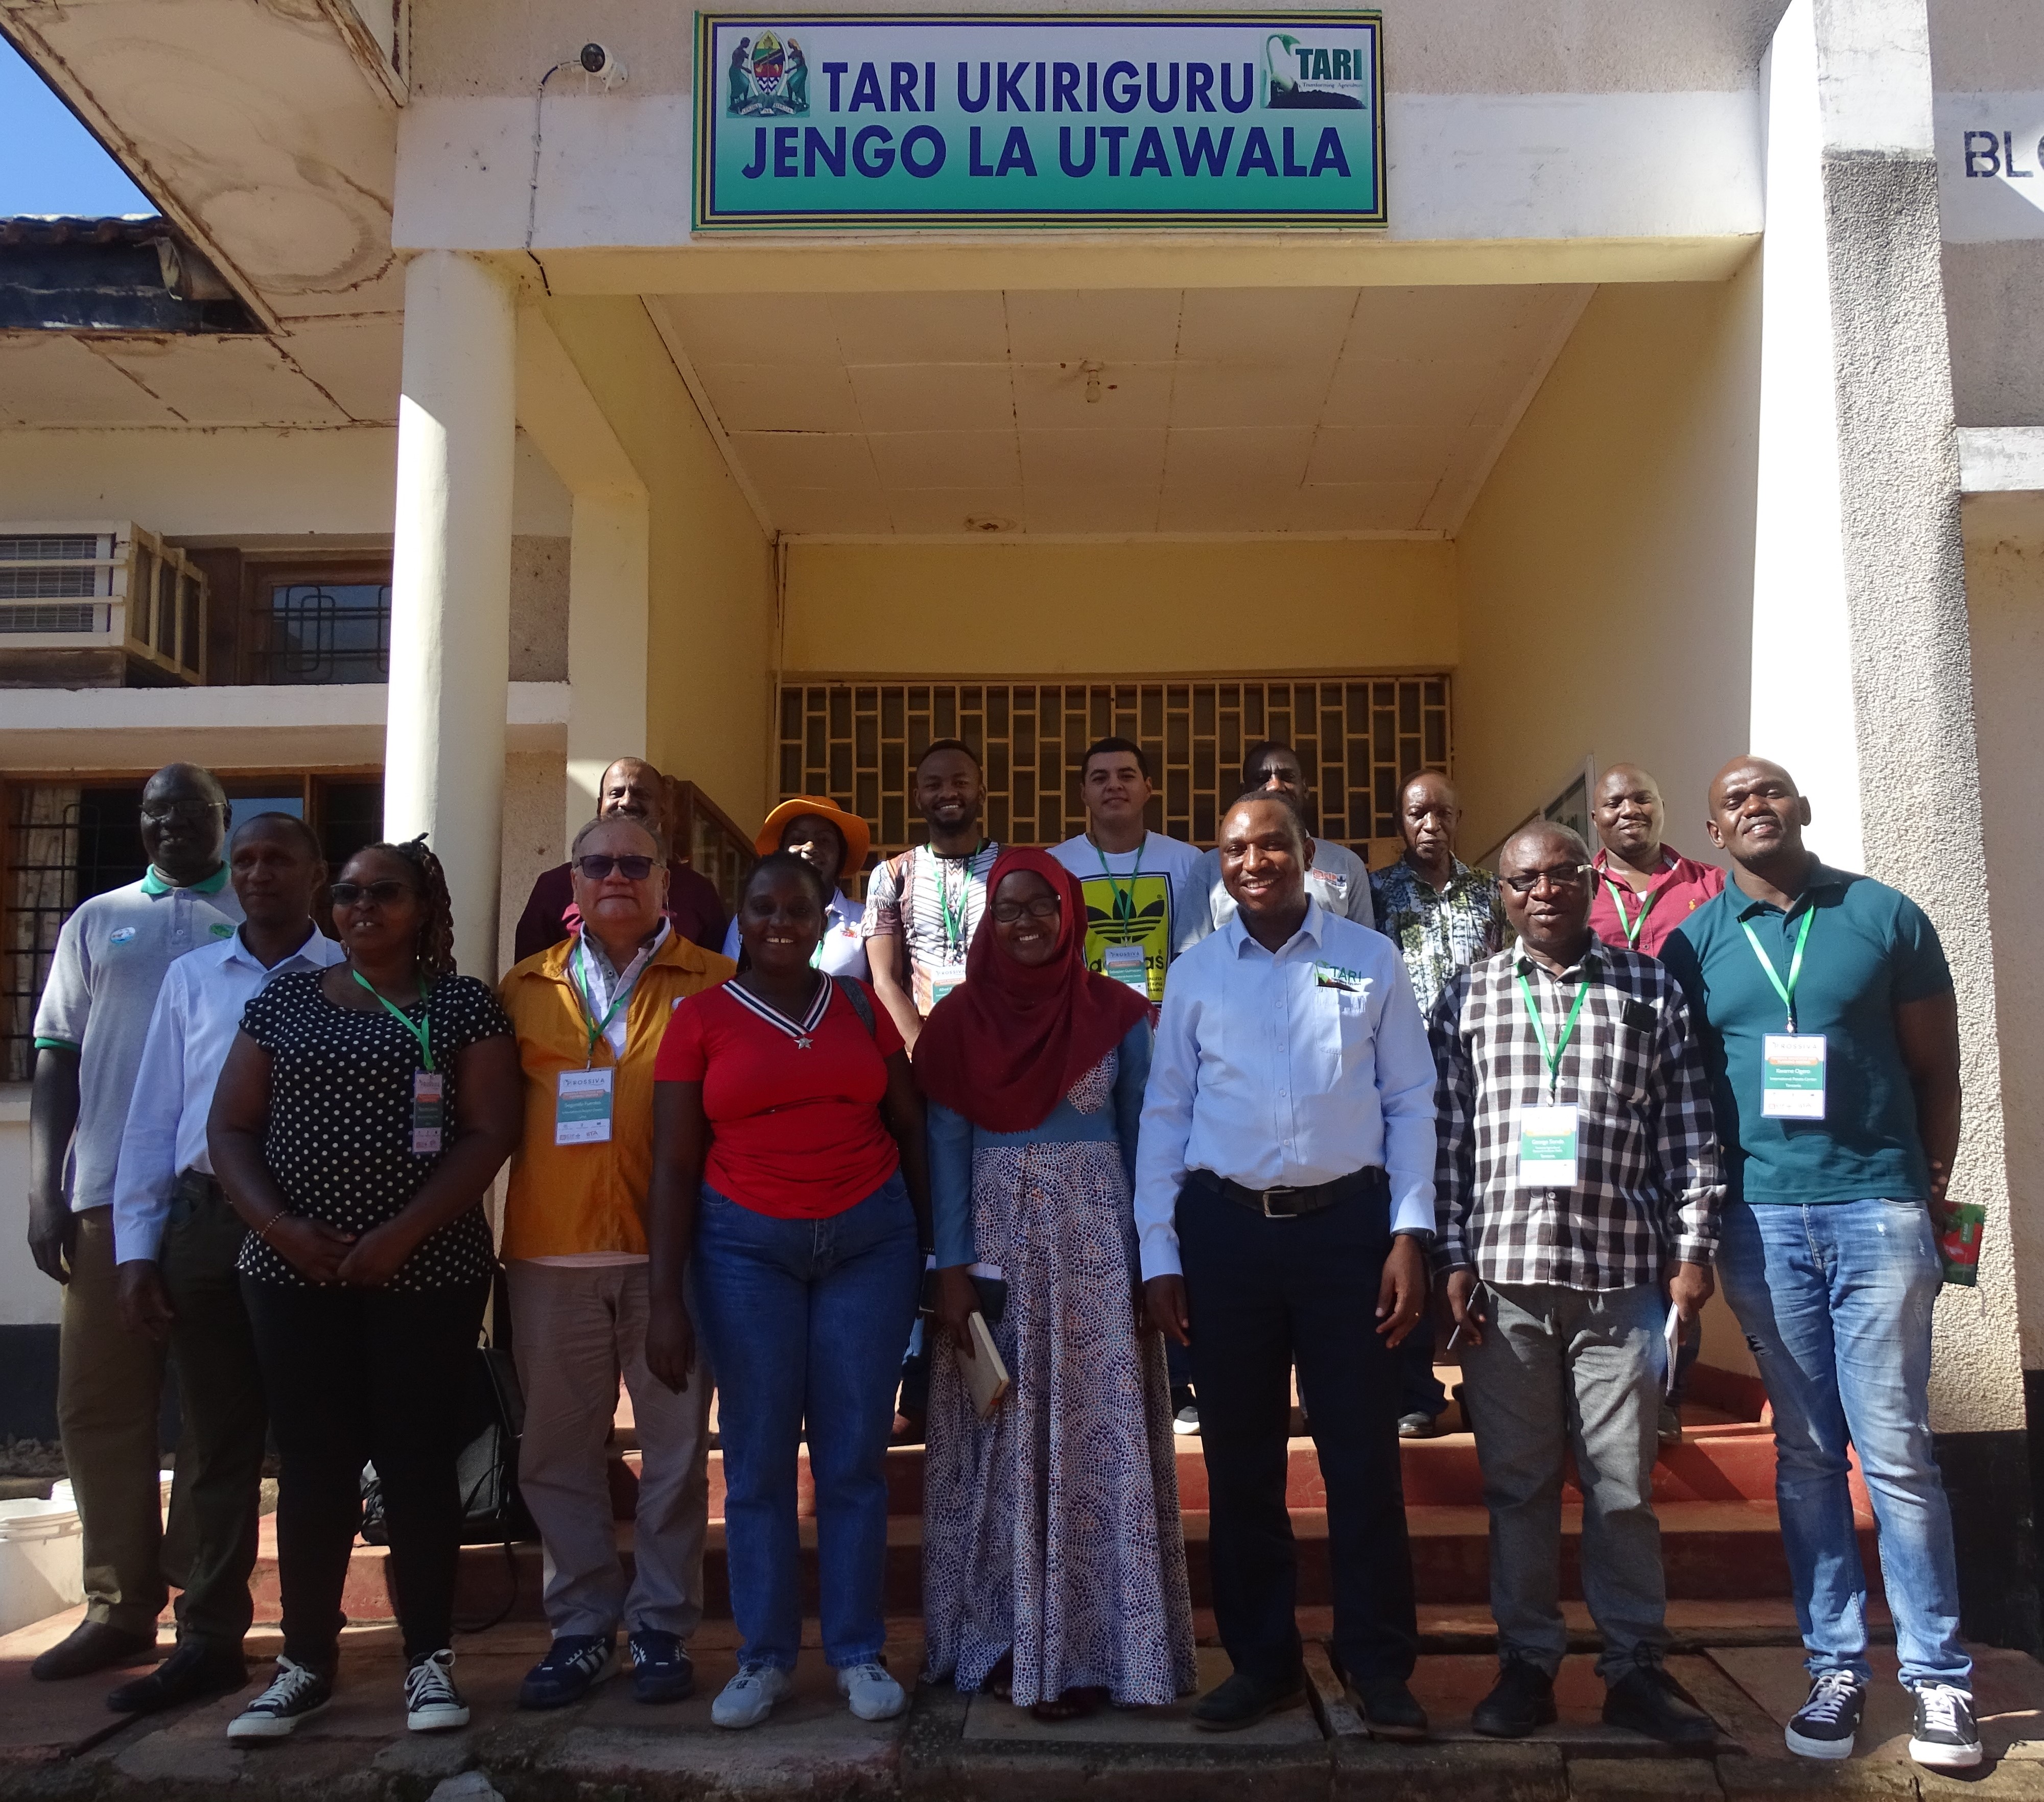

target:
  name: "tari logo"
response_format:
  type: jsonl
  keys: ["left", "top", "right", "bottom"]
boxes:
{"left": 1261, "top": 33, "right": 1368, "bottom": 110}
{"left": 726, "top": 29, "right": 810, "bottom": 115}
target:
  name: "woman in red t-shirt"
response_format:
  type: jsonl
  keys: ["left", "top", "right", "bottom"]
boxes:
{"left": 646, "top": 851, "right": 931, "bottom": 1732}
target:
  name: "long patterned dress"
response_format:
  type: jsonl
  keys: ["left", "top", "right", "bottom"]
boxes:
{"left": 920, "top": 1021, "right": 1199, "bottom": 1708}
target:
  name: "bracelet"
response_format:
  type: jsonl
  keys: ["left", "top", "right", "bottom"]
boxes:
{"left": 255, "top": 1212, "right": 289, "bottom": 1245}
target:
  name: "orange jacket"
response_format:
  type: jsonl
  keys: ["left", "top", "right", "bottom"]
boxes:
{"left": 499, "top": 930, "right": 734, "bottom": 1261}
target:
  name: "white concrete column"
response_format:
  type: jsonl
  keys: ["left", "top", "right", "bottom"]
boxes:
{"left": 1751, "top": 0, "right": 1862, "bottom": 868}
{"left": 565, "top": 488, "right": 651, "bottom": 845}
{"left": 385, "top": 250, "right": 519, "bottom": 978}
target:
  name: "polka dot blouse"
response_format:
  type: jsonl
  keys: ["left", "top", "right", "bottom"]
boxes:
{"left": 235, "top": 969, "right": 512, "bottom": 1292}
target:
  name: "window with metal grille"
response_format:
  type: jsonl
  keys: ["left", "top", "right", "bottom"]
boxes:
{"left": 260, "top": 576, "right": 392, "bottom": 684}
{"left": 2, "top": 775, "right": 384, "bottom": 1082}
{"left": 776, "top": 676, "right": 1450, "bottom": 868}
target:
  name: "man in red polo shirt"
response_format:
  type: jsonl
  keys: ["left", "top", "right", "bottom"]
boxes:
{"left": 1588, "top": 765, "right": 1725, "bottom": 960}
{"left": 1587, "top": 761, "right": 1725, "bottom": 1445}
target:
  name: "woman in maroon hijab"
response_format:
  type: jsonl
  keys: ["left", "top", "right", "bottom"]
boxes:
{"left": 914, "top": 848, "right": 1197, "bottom": 1721}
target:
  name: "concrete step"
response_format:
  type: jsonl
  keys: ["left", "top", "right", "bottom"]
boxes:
{"left": 255, "top": 1492, "right": 1876, "bottom": 1627}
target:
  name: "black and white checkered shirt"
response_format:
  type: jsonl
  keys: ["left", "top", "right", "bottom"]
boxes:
{"left": 1428, "top": 938, "right": 1723, "bottom": 1289}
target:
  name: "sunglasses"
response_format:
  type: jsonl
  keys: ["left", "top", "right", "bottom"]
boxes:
{"left": 330, "top": 879, "right": 416, "bottom": 908}
{"left": 575, "top": 853, "right": 657, "bottom": 882}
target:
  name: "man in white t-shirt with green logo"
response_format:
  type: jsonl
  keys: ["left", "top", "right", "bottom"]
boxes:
{"left": 1050, "top": 736, "right": 1204, "bottom": 1009}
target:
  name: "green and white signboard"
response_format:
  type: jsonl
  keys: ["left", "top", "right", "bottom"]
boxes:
{"left": 693, "top": 11, "right": 1385, "bottom": 230}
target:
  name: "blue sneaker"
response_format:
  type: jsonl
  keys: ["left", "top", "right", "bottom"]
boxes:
{"left": 629, "top": 1630, "right": 695, "bottom": 1704}
{"left": 518, "top": 1634, "right": 615, "bottom": 1710}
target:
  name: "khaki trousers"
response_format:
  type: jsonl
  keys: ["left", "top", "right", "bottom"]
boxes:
{"left": 57, "top": 1208, "right": 189, "bottom": 1635}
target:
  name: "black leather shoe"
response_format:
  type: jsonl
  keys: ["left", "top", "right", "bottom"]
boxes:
{"left": 1352, "top": 1676, "right": 1429, "bottom": 1742}
{"left": 31, "top": 1621, "right": 158, "bottom": 1682}
{"left": 1471, "top": 1658, "right": 1557, "bottom": 1738}
{"left": 106, "top": 1640, "right": 248, "bottom": 1715}
{"left": 1603, "top": 1663, "right": 1718, "bottom": 1747}
{"left": 1191, "top": 1667, "right": 1305, "bottom": 1732}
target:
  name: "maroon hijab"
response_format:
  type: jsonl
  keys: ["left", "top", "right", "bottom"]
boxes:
{"left": 913, "top": 847, "right": 1150, "bottom": 1135}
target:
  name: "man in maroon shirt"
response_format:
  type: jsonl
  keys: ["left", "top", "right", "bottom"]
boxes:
{"left": 513, "top": 758, "right": 728, "bottom": 964}
{"left": 1587, "top": 764, "right": 1725, "bottom": 960}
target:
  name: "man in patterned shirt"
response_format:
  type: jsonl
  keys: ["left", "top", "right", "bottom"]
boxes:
{"left": 1430, "top": 820, "right": 1721, "bottom": 1747}
{"left": 1370, "top": 769, "right": 1507, "bottom": 1436}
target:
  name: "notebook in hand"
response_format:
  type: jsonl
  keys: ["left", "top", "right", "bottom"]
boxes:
{"left": 962, "top": 1311, "right": 1011, "bottom": 1421}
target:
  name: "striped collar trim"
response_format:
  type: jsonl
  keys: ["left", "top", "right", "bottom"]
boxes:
{"left": 725, "top": 975, "right": 832, "bottom": 1045}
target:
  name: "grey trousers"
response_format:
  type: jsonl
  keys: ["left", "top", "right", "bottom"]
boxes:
{"left": 1459, "top": 1279, "right": 1669, "bottom": 1679}
{"left": 507, "top": 1260, "right": 713, "bottom": 1641}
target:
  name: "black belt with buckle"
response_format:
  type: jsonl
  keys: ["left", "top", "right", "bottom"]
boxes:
{"left": 1188, "top": 1165, "right": 1389, "bottom": 1219}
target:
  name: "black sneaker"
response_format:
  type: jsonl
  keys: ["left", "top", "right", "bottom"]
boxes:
{"left": 1191, "top": 1667, "right": 1305, "bottom": 1732}
{"left": 1908, "top": 1682, "right": 1983, "bottom": 1771}
{"left": 107, "top": 1639, "right": 247, "bottom": 1715}
{"left": 1471, "top": 1658, "right": 1556, "bottom": 1738}
{"left": 1602, "top": 1661, "right": 1717, "bottom": 1747}
{"left": 1784, "top": 1669, "right": 1866, "bottom": 1760}
{"left": 629, "top": 1630, "right": 695, "bottom": 1705}
{"left": 1171, "top": 1387, "right": 1201, "bottom": 1437}
{"left": 518, "top": 1634, "right": 615, "bottom": 1710}
{"left": 404, "top": 1648, "right": 470, "bottom": 1733}
{"left": 227, "top": 1656, "right": 333, "bottom": 1742}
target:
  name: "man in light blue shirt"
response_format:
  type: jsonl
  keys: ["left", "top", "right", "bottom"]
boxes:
{"left": 103, "top": 813, "right": 342, "bottom": 1716}
{"left": 1137, "top": 791, "right": 1435, "bottom": 1737}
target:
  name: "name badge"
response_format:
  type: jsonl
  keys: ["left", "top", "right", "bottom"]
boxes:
{"left": 1518, "top": 1103, "right": 1580, "bottom": 1187}
{"left": 1762, "top": 1033, "right": 1827, "bottom": 1119}
{"left": 412, "top": 1071, "right": 445, "bottom": 1156}
{"left": 929, "top": 965, "right": 966, "bottom": 1008}
{"left": 1101, "top": 943, "right": 1149, "bottom": 993}
{"left": 556, "top": 1066, "right": 615, "bottom": 1145}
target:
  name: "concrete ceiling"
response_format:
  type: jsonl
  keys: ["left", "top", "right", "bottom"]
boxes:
{"left": 647, "top": 283, "right": 1591, "bottom": 538}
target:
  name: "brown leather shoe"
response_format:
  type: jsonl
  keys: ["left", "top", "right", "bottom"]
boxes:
{"left": 30, "top": 1620, "right": 159, "bottom": 1682}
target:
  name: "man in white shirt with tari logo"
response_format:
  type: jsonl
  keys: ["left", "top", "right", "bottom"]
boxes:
{"left": 1138, "top": 791, "right": 1435, "bottom": 1737}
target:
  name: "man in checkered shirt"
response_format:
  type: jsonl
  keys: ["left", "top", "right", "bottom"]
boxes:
{"left": 1428, "top": 819, "right": 1722, "bottom": 1747}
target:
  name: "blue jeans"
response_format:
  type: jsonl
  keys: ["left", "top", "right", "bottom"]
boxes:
{"left": 1717, "top": 1198, "right": 1969, "bottom": 1689}
{"left": 692, "top": 1172, "right": 921, "bottom": 1670}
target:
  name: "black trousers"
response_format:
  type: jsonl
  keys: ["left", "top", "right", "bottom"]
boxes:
{"left": 159, "top": 1179, "right": 269, "bottom": 1650}
{"left": 1178, "top": 1175, "right": 1417, "bottom": 1686}
{"left": 241, "top": 1276, "right": 487, "bottom": 1666}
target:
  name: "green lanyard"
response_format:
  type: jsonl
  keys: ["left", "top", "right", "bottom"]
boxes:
{"left": 1741, "top": 907, "right": 1815, "bottom": 1032}
{"left": 1092, "top": 834, "right": 1145, "bottom": 926}
{"left": 351, "top": 968, "right": 434, "bottom": 1072}
{"left": 1601, "top": 853, "right": 1676, "bottom": 946}
{"left": 571, "top": 938, "right": 648, "bottom": 1066}
{"left": 935, "top": 842, "right": 983, "bottom": 962}
{"left": 1515, "top": 967, "right": 1589, "bottom": 1100}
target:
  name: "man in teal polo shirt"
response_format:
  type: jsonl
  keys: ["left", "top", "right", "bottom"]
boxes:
{"left": 1660, "top": 757, "right": 1976, "bottom": 1773}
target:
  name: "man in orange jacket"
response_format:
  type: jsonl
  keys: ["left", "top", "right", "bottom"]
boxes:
{"left": 499, "top": 813, "right": 733, "bottom": 1710}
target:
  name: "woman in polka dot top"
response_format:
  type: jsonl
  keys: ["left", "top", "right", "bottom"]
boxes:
{"left": 208, "top": 838, "right": 522, "bottom": 1742}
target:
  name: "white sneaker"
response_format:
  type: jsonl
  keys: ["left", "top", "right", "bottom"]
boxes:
{"left": 712, "top": 1662, "right": 792, "bottom": 1729}
{"left": 227, "top": 1655, "right": 332, "bottom": 1741}
{"left": 838, "top": 1661, "right": 906, "bottom": 1721}
{"left": 404, "top": 1647, "right": 471, "bottom": 1732}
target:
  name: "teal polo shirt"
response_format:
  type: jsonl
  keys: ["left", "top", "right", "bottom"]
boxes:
{"left": 1660, "top": 863, "right": 1951, "bottom": 1206}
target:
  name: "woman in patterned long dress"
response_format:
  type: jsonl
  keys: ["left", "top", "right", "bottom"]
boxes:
{"left": 914, "top": 848, "right": 1197, "bottom": 1721}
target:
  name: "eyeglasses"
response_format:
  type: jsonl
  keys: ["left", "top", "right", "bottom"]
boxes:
{"left": 575, "top": 853, "right": 656, "bottom": 882}
{"left": 141, "top": 801, "right": 226, "bottom": 828}
{"left": 330, "top": 879, "right": 416, "bottom": 908}
{"left": 991, "top": 895, "right": 1062, "bottom": 923}
{"left": 1500, "top": 864, "right": 1593, "bottom": 897}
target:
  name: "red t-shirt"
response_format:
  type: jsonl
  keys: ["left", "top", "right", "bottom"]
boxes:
{"left": 1587, "top": 849, "right": 1727, "bottom": 959}
{"left": 654, "top": 979, "right": 904, "bottom": 1219}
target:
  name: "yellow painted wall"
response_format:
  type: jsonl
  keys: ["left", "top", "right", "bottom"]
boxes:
{"left": 542, "top": 297, "right": 776, "bottom": 824}
{"left": 1962, "top": 503, "right": 2044, "bottom": 1368}
{"left": 1453, "top": 270, "right": 1761, "bottom": 861}
{"left": 782, "top": 538, "right": 1458, "bottom": 677}
{"left": 1453, "top": 268, "right": 1762, "bottom": 1378}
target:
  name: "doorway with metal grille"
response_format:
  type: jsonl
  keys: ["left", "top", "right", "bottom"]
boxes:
{"left": 776, "top": 675, "right": 1450, "bottom": 872}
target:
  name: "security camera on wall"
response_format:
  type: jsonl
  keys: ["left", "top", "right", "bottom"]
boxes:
{"left": 578, "top": 42, "right": 626, "bottom": 88}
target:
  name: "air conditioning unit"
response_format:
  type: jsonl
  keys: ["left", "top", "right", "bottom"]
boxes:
{"left": 0, "top": 523, "right": 206, "bottom": 684}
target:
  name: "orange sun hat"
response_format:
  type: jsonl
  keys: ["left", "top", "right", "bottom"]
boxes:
{"left": 754, "top": 795, "right": 872, "bottom": 871}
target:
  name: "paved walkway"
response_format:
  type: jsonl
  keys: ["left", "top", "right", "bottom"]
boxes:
{"left": 1, "top": 1602, "right": 2038, "bottom": 1800}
